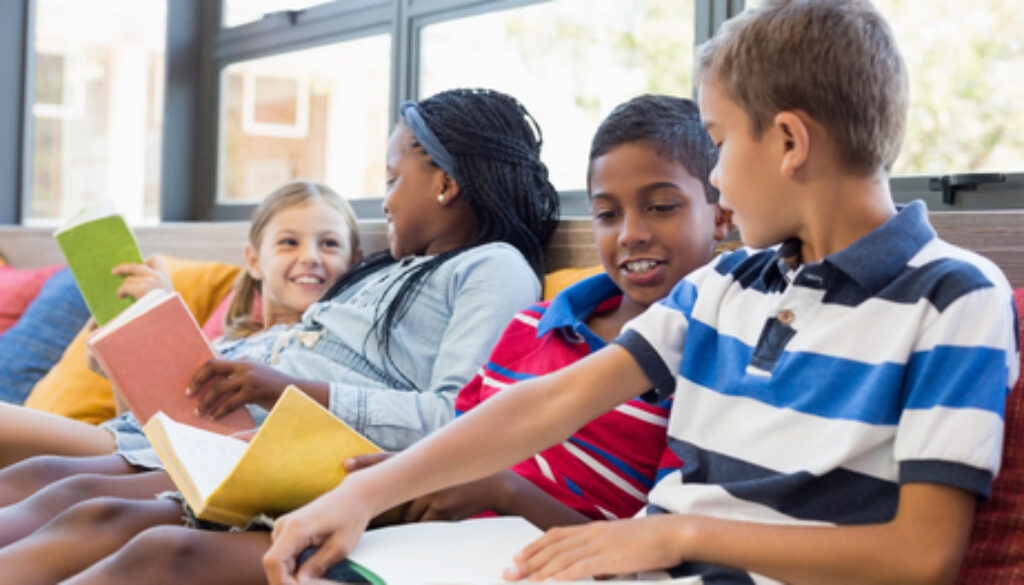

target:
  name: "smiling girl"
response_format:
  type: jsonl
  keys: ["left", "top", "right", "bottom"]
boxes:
{"left": 0, "top": 88, "right": 560, "bottom": 584}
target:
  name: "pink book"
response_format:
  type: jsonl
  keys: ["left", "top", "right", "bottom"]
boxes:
{"left": 87, "top": 290, "right": 255, "bottom": 434}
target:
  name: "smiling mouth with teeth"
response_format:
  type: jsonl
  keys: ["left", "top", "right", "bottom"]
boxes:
{"left": 293, "top": 276, "right": 323, "bottom": 284}
{"left": 624, "top": 260, "right": 660, "bottom": 273}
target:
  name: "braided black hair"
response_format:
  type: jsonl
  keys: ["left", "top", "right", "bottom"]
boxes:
{"left": 588, "top": 94, "right": 719, "bottom": 203}
{"left": 323, "top": 88, "right": 559, "bottom": 384}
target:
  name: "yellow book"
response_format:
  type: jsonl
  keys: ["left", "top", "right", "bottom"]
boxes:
{"left": 144, "top": 385, "right": 381, "bottom": 526}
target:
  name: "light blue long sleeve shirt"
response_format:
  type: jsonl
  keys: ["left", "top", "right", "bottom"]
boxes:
{"left": 273, "top": 242, "right": 540, "bottom": 450}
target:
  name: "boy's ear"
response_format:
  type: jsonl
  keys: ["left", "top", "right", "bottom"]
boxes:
{"left": 712, "top": 204, "right": 735, "bottom": 241}
{"left": 773, "top": 111, "right": 810, "bottom": 177}
{"left": 243, "top": 243, "right": 263, "bottom": 281}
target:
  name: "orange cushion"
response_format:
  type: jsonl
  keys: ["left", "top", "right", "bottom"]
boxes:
{"left": 955, "top": 288, "right": 1024, "bottom": 583}
{"left": 543, "top": 265, "right": 605, "bottom": 301}
{"left": 25, "top": 255, "right": 241, "bottom": 424}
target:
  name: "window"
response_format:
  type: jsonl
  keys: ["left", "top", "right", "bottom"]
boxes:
{"left": 222, "top": 0, "right": 337, "bottom": 28}
{"left": 420, "top": 0, "right": 696, "bottom": 192}
{"left": 873, "top": 0, "right": 1024, "bottom": 176}
{"left": 218, "top": 34, "right": 390, "bottom": 204}
{"left": 741, "top": 0, "right": 1023, "bottom": 208}
{"left": 28, "top": 0, "right": 166, "bottom": 224}
{"left": 8, "top": 0, "right": 1015, "bottom": 225}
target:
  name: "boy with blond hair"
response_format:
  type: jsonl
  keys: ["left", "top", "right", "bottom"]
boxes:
{"left": 265, "top": 1, "right": 1019, "bottom": 583}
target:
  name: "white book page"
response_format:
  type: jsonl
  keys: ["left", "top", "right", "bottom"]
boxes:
{"left": 347, "top": 517, "right": 545, "bottom": 584}
{"left": 156, "top": 414, "right": 248, "bottom": 500}
{"left": 346, "top": 515, "right": 703, "bottom": 584}
{"left": 54, "top": 199, "right": 117, "bottom": 234}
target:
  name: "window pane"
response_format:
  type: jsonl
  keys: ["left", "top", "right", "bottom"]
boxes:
{"left": 31, "top": 0, "right": 166, "bottom": 223}
{"left": 741, "top": 0, "right": 1024, "bottom": 176}
{"left": 222, "top": 0, "right": 337, "bottom": 28}
{"left": 219, "top": 35, "right": 390, "bottom": 204}
{"left": 874, "top": 0, "right": 1024, "bottom": 175}
{"left": 420, "top": 0, "right": 696, "bottom": 191}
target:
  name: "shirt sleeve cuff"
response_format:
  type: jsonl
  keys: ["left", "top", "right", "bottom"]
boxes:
{"left": 613, "top": 329, "right": 676, "bottom": 401}
{"left": 899, "top": 459, "right": 994, "bottom": 501}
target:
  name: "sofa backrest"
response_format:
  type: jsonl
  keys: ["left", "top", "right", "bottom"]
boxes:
{"left": 2, "top": 210, "right": 1024, "bottom": 285}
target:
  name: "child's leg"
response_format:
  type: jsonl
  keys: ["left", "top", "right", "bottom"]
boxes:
{"left": 0, "top": 468, "right": 173, "bottom": 547}
{"left": 64, "top": 527, "right": 273, "bottom": 585}
{"left": 0, "top": 498, "right": 182, "bottom": 585}
{"left": 0, "top": 403, "right": 115, "bottom": 468}
{"left": 0, "top": 453, "right": 133, "bottom": 506}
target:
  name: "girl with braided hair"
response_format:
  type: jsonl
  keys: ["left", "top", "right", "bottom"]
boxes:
{"left": 0, "top": 88, "right": 560, "bottom": 584}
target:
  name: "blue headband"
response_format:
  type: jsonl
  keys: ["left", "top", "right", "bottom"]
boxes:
{"left": 400, "top": 101, "right": 456, "bottom": 178}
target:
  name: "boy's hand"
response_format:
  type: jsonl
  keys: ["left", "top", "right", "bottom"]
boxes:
{"left": 265, "top": 479, "right": 377, "bottom": 585}
{"left": 113, "top": 255, "right": 173, "bottom": 300}
{"left": 402, "top": 471, "right": 516, "bottom": 523}
{"left": 343, "top": 456, "right": 516, "bottom": 522}
{"left": 189, "top": 359, "right": 295, "bottom": 417}
{"left": 505, "top": 516, "right": 687, "bottom": 581}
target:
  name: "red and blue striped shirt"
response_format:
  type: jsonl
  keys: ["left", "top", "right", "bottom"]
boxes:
{"left": 455, "top": 273, "right": 672, "bottom": 520}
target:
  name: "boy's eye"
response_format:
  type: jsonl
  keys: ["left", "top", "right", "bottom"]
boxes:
{"left": 320, "top": 239, "right": 341, "bottom": 249}
{"left": 650, "top": 203, "right": 681, "bottom": 213}
{"left": 277, "top": 238, "right": 298, "bottom": 247}
{"left": 592, "top": 209, "right": 618, "bottom": 221}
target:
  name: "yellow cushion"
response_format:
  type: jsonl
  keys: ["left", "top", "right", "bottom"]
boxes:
{"left": 542, "top": 265, "right": 605, "bottom": 301}
{"left": 25, "top": 255, "right": 242, "bottom": 424}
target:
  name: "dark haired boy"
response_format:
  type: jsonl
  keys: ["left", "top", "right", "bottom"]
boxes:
{"left": 266, "top": 2, "right": 1019, "bottom": 583}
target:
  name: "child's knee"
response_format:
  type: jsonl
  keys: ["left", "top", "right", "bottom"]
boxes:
{"left": 116, "top": 526, "right": 206, "bottom": 572}
{"left": 49, "top": 497, "right": 142, "bottom": 531}
{"left": 45, "top": 473, "right": 120, "bottom": 506}
{"left": 1, "top": 455, "right": 82, "bottom": 487}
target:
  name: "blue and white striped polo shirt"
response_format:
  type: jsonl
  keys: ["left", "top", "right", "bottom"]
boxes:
{"left": 615, "top": 201, "right": 1019, "bottom": 584}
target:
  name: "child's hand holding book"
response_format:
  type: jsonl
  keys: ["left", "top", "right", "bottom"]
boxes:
{"left": 111, "top": 255, "right": 173, "bottom": 300}
{"left": 189, "top": 359, "right": 298, "bottom": 419}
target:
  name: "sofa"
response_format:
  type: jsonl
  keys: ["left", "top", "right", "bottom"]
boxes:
{"left": 1, "top": 210, "right": 1023, "bottom": 580}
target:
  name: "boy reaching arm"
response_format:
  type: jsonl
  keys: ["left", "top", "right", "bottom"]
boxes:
{"left": 265, "top": 1, "right": 1018, "bottom": 583}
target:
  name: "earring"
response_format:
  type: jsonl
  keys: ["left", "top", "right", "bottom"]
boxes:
{"left": 437, "top": 194, "right": 446, "bottom": 204}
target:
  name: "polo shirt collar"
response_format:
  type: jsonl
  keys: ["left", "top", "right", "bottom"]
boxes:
{"left": 536, "top": 272, "right": 621, "bottom": 339}
{"left": 762, "top": 200, "right": 935, "bottom": 293}
{"left": 824, "top": 200, "right": 935, "bottom": 293}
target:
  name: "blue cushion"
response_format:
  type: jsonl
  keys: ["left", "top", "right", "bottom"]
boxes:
{"left": 0, "top": 267, "right": 90, "bottom": 404}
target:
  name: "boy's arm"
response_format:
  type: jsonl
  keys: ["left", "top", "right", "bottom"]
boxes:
{"left": 264, "top": 344, "right": 650, "bottom": 584}
{"left": 511, "top": 482, "right": 975, "bottom": 585}
{"left": 400, "top": 469, "right": 591, "bottom": 529}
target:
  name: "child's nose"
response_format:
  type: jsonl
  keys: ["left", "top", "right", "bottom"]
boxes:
{"left": 298, "top": 241, "right": 321, "bottom": 264}
{"left": 618, "top": 213, "right": 651, "bottom": 247}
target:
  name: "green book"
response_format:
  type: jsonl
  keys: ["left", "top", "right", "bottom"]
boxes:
{"left": 54, "top": 201, "right": 144, "bottom": 325}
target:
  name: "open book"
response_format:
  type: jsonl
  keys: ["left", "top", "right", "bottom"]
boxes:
{"left": 144, "top": 385, "right": 384, "bottom": 526}
{"left": 54, "top": 200, "right": 144, "bottom": 325}
{"left": 343, "top": 517, "right": 702, "bottom": 584}
{"left": 87, "top": 289, "right": 255, "bottom": 435}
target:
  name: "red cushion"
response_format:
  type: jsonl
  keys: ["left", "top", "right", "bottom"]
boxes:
{"left": 0, "top": 265, "right": 64, "bottom": 335}
{"left": 955, "top": 288, "right": 1024, "bottom": 583}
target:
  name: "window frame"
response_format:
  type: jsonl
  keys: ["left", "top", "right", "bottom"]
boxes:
{"left": 200, "top": 0, "right": 733, "bottom": 221}
{"left": 1, "top": 0, "right": 1020, "bottom": 225}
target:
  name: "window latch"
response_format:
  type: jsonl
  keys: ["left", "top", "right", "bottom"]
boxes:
{"left": 928, "top": 173, "right": 1007, "bottom": 205}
